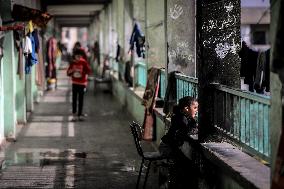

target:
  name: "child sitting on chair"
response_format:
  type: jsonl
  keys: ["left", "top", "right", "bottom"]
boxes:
{"left": 160, "top": 96, "right": 198, "bottom": 155}
{"left": 159, "top": 96, "right": 198, "bottom": 188}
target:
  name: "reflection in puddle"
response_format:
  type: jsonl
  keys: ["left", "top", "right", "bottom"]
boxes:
{"left": 109, "top": 160, "right": 136, "bottom": 173}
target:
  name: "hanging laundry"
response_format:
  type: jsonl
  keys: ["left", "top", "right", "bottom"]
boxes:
{"left": 23, "top": 35, "right": 32, "bottom": 55}
{"left": 28, "top": 20, "right": 34, "bottom": 33}
{"left": 46, "top": 37, "right": 57, "bottom": 79}
{"left": 115, "top": 44, "right": 121, "bottom": 62}
{"left": 163, "top": 71, "right": 181, "bottom": 116}
{"left": 32, "top": 29, "right": 40, "bottom": 53}
{"left": 264, "top": 49, "right": 270, "bottom": 92}
{"left": 129, "top": 22, "right": 145, "bottom": 58}
{"left": 254, "top": 51, "right": 266, "bottom": 93}
{"left": 14, "top": 30, "right": 25, "bottom": 80}
{"left": 238, "top": 41, "right": 258, "bottom": 92}
{"left": 30, "top": 31, "right": 44, "bottom": 89}
{"left": 24, "top": 32, "right": 38, "bottom": 74}
{"left": 93, "top": 41, "right": 100, "bottom": 65}
{"left": 254, "top": 49, "right": 270, "bottom": 93}
{"left": 142, "top": 67, "right": 160, "bottom": 141}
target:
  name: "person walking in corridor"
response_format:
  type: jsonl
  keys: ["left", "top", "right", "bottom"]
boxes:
{"left": 67, "top": 48, "right": 91, "bottom": 121}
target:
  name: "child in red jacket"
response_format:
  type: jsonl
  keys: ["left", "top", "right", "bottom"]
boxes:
{"left": 67, "top": 48, "right": 91, "bottom": 121}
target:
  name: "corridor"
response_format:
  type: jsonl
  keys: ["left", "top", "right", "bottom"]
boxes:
{"left": 0, "top": 0, "right": 282, "bottom": 188}
{"left": 0, "top": 67, "right": 158, "bottom": 188}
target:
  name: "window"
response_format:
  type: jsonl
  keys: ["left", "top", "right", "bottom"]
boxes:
{"left": 251, "top": 24, "right": 270, "bottom": 45}
{"left": 252, "top": 31, "right": 266, "bottom": 45}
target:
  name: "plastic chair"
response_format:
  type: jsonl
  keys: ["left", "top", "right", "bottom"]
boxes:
{"left": 130, "top": 121, "right": 168, "bottom": 189}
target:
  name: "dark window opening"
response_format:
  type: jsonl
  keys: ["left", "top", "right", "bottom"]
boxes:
{"left": 252, "top": 31, "right": 266, "bottom": 45}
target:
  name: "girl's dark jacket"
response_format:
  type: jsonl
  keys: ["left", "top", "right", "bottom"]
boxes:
{"left": 161, "top": 106, "right": 197, "bottom": 147}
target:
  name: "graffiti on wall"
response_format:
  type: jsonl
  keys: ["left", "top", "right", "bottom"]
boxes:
{"left": 202, "top": 1, "right": 240, "bottom": 59}
{"left": 169, "top": 4, "right": 184, "bottom": 20}
{"left": 168, "top": 41, "right": 194, "bottom": 66}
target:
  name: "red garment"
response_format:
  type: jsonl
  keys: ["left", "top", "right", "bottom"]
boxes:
{"left": 47, "top": 37, "right": 57, "bottom": 78}
{"left": 67, "top": 57, "right": 91, "bottom": 86}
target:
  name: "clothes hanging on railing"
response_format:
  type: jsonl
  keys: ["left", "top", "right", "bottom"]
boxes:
{"left": 129, "top": 22, "right": 145, "bottom": 58}
{"left": 239, "top": 41, "right": 270, "bottom": 93}
{"left": 46, "top": 36, "right": 57, "bottom": 79}
{"left": 14, "top": 30, "right": 25, "bottom": 80}
{"left": 163, "top": 71, "right": 181, "bottom": 116}
{"left": 24, "top": 31, "right": 38, "bottom": 74}
{"left": 239, "top": 41, "right": 258, "bottom": 92}
{"left": 254, "top": 49, "right": 270, "bottom": 93}
{"left": 35, "top": 32, "right": 45, "bottom": 89}
{"left": 141, "top": 67, "right": 160, "bottom": 141}
{"left": 93, "top": 41, "right": 100, "bottom": 65}
{"left": 115, "top": 44, "right": 121, "bottom": 62}
{"left": 142, "top": 67, "right": 161, "bottom": 110}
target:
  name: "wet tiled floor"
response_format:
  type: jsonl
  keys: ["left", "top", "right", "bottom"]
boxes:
{"left": 0, "top": 69, "right": 159, "bottom": 188}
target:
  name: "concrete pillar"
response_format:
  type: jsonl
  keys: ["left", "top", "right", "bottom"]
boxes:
{"left": 145, "top": 0, "right": 166, "bottom": 68}
{"left": 270, "top": 0, "right": 284, "bottom": 184}
{"left": 117, "top": 0, "right": 125, "bottom": 52}
{"left": 3, "top": 32, "right": 16, "bottom": 139}
{"left": 196, "top": 0, "right": 241, "bottom": 141}
{"left": 0, "top": 40, "right": 4, "bottom": 142}
{"left": 124, "top": 0, "right": 132, "bottom": 58}
{"left": 117, "top": 0, "right": 125, "bottom": 80}
{"left": 167, "top": 0, "right": 196, "bottom": 77}
{"left": 25, "top": 67, "right": 34, "bottom": 112}
{"left": 15, "top": 49, "right": 26, "bottom": 124}
{"left": 99, "top": 9, "right": 105, "bottom": 63}
{"left": 32, "top": 65, "right": 37, "bottom": 102}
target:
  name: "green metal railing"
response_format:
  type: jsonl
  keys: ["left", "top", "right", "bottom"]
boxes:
{"left": 174, "top": 73, "right": 270, "bottom": 161}
{"left": 175, "top": 73, "right": 198, "bottom": 102}
{"left": 158, "top": 69, "right": 166, "bottom": 99}
{"left": 135, "top": 61, "right": 147, "bottom": 87}
{"left": 212, "top": 84, "right": 270, "bottom": 161}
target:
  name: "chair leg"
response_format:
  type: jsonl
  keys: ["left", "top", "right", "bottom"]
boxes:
{"left": 143, "top": 161, "right": 152, "bottom": 189}
{"left": 136, "top": 158, "right": 144, "bottom": 189}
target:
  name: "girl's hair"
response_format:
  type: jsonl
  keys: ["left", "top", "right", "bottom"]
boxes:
{"left": 73, "top": 48, "right": 86, "bottom": 58}
{"left": 74, "top": 42, "right": 81, "bottom": 48}
{"left": 178, "top": 96, "right": 197, "bottom": 110}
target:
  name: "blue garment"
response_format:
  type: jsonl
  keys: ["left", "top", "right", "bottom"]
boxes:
{"left": 129, "top": 22, "right": 145, "bottom": 58}
{"left": 25, "top": 32, "right": 38, "bottom": 74}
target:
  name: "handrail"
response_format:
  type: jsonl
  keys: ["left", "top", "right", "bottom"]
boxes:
{"left": 134, "top": 61, "right": 147, "bottom": 88}
{"left": 175, "top": 73, "right": 198, "bottom": 84}
{"left": 211, "top": 83, "right": 271, "bottom": 105}
{"left": 159, "top": 69, "right": 166, "bottom": 99}
{"left": 173, "top": 74, "right": 270, "bottom": 161}
{"left": 211, "top": 83, "right": 271, "bottom": 161}
{"left": 175, "top": 73, "right": 198, "bottom": 100}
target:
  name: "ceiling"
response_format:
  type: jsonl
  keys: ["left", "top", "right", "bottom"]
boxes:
{"left": 42, "top": 0, "right": 111, "bottom": 27}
